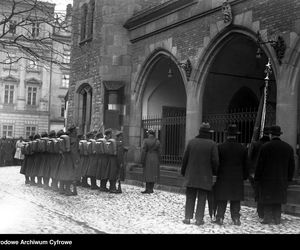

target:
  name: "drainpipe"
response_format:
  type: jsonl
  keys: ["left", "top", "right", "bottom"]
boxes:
{"left": 48, "top": 42, "right": 53, "bottom": 132}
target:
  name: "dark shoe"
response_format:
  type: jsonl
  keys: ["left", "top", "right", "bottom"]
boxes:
{"left": 81, "top": 183, "right": 91, "bottom": 188}
{"left": 141, "top": 190, "right": 150, "bottom": 194}
{"left": 64, "top": 190, "right": 73, "bottom": 196}
{"left": 233, "top": 219, "right": 241, "bottom": 226}
{"left": 261, "top": 219, "right": 272, "bottom": 225}
{"left": 25, "top": 180, "right": 30, "bottom": 185}
{"left": 99, "top": 187, "right": 109, "bottom": 192}
{"left": 182, "top": 219, "right": 191, "bottom": 225}
{"left": 116, "top": 189, "right": 122, "bottom": 194}
{"left": 91, "top": 185, "right": 100, "bottom": 190}
{"left": 195, "top": 220, "right": 204, "bottom": 226}
{"left": 30, "top": 181, "right": 37, "bottom": 186}
{"left": 109, "top": 189, "right": 118, "bottom": 194}
{"left": 274, "top": 219, "right": 281, "bottom": 225}
{"left": 213, "top": 218, "right": 224, "bottom": 226}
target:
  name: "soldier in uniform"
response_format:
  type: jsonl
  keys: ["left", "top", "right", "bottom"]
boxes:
{"left": 98, "top": 129, "right": 113, "bottom": 192}
{"left": 115, "top": 131, "right": 128, "bottom": 193}
{"left": 141, "top": 130, "right": 161, "bottom": 194}
{"left": 20, "top": 135, "right": 33, "bottom": 184}
{"left": 30, "top": 134, "right": 43, "bottom": 187}
{"left": 57, "top": 125, "right": 80, "bottom": 196}
{"left": 86, "top": 132, "right": 99, "bottom": 190}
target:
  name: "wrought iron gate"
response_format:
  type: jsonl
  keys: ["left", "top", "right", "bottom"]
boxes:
{"left": 142, "top": 108, "right": 275, "bottom": 166}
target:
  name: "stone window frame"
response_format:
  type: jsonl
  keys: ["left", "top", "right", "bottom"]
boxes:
{"left": 25, "top": 126, "right": 37, "bottom": 139}
{"left": 25, "top": 78, "right": 42, "bottom": 107}
{"left": 3, "top": 84, "right": 15, "bottom": 105}
{"left": 2, "top": 124, "right": 14, "bottom": 138}
{"left": 61, "top": 74, "right": 70, "bottom": 88}
{"left": 79, "top": 0, "right": 96, "bottom": 45}
{"left": 27, "top": 86, "right": 38, "bottom": 106}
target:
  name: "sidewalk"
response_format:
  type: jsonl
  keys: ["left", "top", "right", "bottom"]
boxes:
{"left": 0, "top": 166, "right": 300, "bottom": 234}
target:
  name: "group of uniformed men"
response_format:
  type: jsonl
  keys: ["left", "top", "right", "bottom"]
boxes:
{"left": 20, "top": 125, "right": 127, "bottom": 196}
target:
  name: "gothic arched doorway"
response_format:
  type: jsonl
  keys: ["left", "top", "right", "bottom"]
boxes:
{"left": 202, "top": 34, "right": 277, "bottom": 145}
{"left": 141, "top": 53, "right": 187, "bottom": 165}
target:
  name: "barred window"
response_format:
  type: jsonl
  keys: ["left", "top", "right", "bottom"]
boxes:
{"left": 80, "top": 4, "right": 88, "bottom": 41}
{"left": 62, "top": 75, "right": 69, "bottom": 88}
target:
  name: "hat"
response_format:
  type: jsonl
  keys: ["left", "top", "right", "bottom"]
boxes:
{"left": 86, "top": 131, "right": 94, "bottom": 139}
{"left": 104, "top": 128, "right": 113, "bottom": 136}
{"left": 49, "top": 130, "right": 56, "bottom": 138}
{"left": 96, "top": 132, "right": 103, "bottom": 139}
{"left": 116, "top": 131, "right": 123, "bottom": 137}
{"left": 269, "top": 125, "right": 283, "bottom": 136}
{"left": 67, "top": 124, "right": 77, "bottom": 133}
{"left": 41, "top": 132, "right": 48, "bottom": 138}
{"left": 199, "top": 122, "right": 214, "bottom": 134}
{"left": 225, "top": 124, "right": 241, "bottom": 135}
{"left": 147, "top": 129, "right": 155, "bottom": 136}
{"left": 56, "top": 130, "right": 65, "bottom": 137}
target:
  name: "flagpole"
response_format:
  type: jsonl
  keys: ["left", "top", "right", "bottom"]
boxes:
{"left": 260, "top": 58, "right": 272, "bottom": 138}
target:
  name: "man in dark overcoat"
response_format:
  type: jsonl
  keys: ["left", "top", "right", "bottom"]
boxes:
{"left": 181, "top": 123, "right": 219, "bottom": 226}
{"left": 255, "top": 125, "right": 295, "bottom": 224}
{"left": 214, "top": 124, "right": 248, "bottom": 226}
{"left": 248, "top": 127, "right": 270, "bottom": 219}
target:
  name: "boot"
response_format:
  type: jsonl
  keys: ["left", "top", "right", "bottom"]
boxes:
{"left": 109, "top": 180, "right": 118, "bottom": 193}
{"left": 64, "top": 182, "right": 73, "bottom": 196}
{"left": 51, "top": 179, "right": 59, "bottom": 192}
{"left": 30, "top": 176, "right": 37, "bottom": 186}
{"left": 81, "top": 177, "right": 90, "bottom": 188}
{"left": 59, "top": 181, "right": 66, "bottom": 195}
{"left": 141, "top": 182, "right": 150, "bottom": 194}
{"left": 43, "top": 177, "right": 51, "bottom": 189}
{"left": 149, "top": 182, "right": 154, "bottom": 193}
{"left": 37, "top": 177, "right": 43, "bottom": 187}
{"left": 72, "top": 182, "right": 78, "bottom": 196}
{"left": 100, "top": 179, "right": 109, "bottom": 192}
{"left": 116, "top": 180, "right": 122, "bottom": 193}
{"left": 25, "top": 176, "right": 30, "bottom": 185}
{"left": 90, "top": 177, "right": 99, "bottom": 190}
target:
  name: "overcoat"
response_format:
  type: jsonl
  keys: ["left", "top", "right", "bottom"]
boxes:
{"left": 181, "top": 133, "right": 219, "bottom": 191}
{"left": 14, "top": 140, "right": 24, "bottom": 160}
{"left": 57, "top": 136, "right": 80, "bottom": 181}
{"left": 141, "top": 137, "right": 161, "bottom": 183}
{"left": 116, "top": 140, "right": 127, "bottom": 181}
{"left": 255, "top": 138, "right": 295, "bottom": 204}
{"left": 214, "top": 138, "right": 248, "bottom": 201}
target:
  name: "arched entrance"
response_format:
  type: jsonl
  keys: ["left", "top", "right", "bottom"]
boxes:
{"left": 202, "top": 34, "right": 277, "bottom": 145}
{"left": 141, "top": 54, "right": 187, "bottom": 165}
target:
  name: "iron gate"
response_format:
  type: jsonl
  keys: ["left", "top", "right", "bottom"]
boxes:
{"left": 142, "top": 109, "right": 275, "bottom": 165}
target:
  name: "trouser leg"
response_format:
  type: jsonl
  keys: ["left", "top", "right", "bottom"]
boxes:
{"left": 216, "top": 200, "right": 228, "bottom": 220}
{"left": 272, "top": 204, "right": 281, "bottom": 224}
{"left": 149, "top": 182, "right": 154, "bottom": 192}
{"left": 263, "top": 204, "right": 273, "bottom": 223}
{"left": 91, "top": 177, "right": 98, "bottom": 189}
{"left": 230, "top": 201, "right": 241, "bottom": 220}
{"left": 109, "top": 180, "right": 117, "bottom": 191}
{"left": 185, "top": 187, "right": 197, "bottom": 220}
{"left": 257, "top": 202, "right": 264, "bottom": 219}
{"left": 25, "top": 176, "right": 30, "bottom": 184}
{"left": 195, "top": 189, "right": 207, "bottom": 222}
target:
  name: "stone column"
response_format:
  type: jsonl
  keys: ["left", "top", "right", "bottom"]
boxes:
{"left": 185, "top": 82, "right": 201, "bottom": 145}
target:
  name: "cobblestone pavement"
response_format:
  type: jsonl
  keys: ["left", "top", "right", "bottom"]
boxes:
{"left": 0, "top": 167, "right": 300, "bottom": 234}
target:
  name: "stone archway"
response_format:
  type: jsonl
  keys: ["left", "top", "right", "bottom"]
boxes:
{"left": 200, "top": 33, "right": 277, "bottom": 145}
{"left": 132, "top": 49, "right": 188, "bottom": 165}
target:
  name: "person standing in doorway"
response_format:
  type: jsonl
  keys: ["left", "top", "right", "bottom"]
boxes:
{"left": 213, "top": 124, "right": 249, "bottom": 226}
{"left": 255, "top": 125, "right": 295, "bottom": 225}
{"left": 140, "top": 130, "right": 161, "bottom": 194}
{"left": 181, "top": 123, "right": 219, "bottom": 226}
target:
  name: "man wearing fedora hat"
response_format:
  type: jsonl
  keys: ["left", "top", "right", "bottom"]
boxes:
{"left": 248, "top": 126, "right": 271, "bottom": 220}
{"left": 255, "top": 125, "right": 295, "bottom": 224}
{"left": 213, "top": 124, "right": 248, "bottom": 226}
{"left": 181, "top": 122, "right": 219, "bottom": 226}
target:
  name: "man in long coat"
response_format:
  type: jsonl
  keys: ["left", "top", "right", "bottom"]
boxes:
{"left": 181, "top": 123, "right": 219, "bottom": 226}
{"left": 255, "top": 125, "right": 295, "bottom": 224}
{"left": 214, "top": 124, "right": 248, "bottom": 226}
{"left": 141, "top": 129, "right": 161, "bottom": 194}
{"left": 248, "top": 127, "right": 270, "bottom": 219}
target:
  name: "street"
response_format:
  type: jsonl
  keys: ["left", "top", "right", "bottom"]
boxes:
{"left": 0, "top": 166, "right": 300, "bottom": 234}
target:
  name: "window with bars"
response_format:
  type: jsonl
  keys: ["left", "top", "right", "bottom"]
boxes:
{"left": 63, "top": 51, "right": 70, "bottom": 64}
{"left": 2, "top": 125, "right": 13, "bottom": 138}
{"left": 25, "top": 126, "right": 36, "bottom": 138}
{"left": 62, "top": 75, "right": 69, "bottom": 88}
{"left": 4, "top": 85, "right": 15, "bottom": 104}
{"left": 27, "top": 87, "right": 37, "bottom": 105}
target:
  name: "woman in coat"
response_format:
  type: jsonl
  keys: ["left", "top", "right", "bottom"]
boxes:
{"left": 214, "top": 124, "right": 248, "bottom": 226}
{"left": 140, "top": 130, "right": 161, "bottom": 194}
{"left": 14, "top": 137, "right": 25, "bottom": 165}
